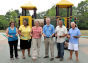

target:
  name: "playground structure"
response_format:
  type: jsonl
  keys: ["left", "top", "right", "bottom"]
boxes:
{"left": 56, "top": 0, "right": 73, "bottom": 29}
{"left": 19, "top": 0, "right": 77, "bottom": 29}
{"left": 19, "top": 2, "right": 37, "bottom": 27}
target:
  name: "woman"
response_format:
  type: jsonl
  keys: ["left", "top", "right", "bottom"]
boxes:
{"left": 31, "top": 20, "right": 42, "bottom": 60}
{"left": 19, "top": 19, "right": 31, "bottom": 59}
{"left": 6, "top": 21, "right": 18, "bottom": 60}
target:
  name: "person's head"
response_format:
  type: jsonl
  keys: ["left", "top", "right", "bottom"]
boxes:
{"left": 23, "top": 19, "right": 28, "bottom": 26}
{"left": 56, "top": 18, "right": 59, "bottom": 21}
{"left": 46, "top": 17, "right": 50, "bottom": 25}
{"left": 9, "top": 21, "right": 15, "bottom": 27}
{"left": 34, "top": 19, "right": 40, "bottom": 27}
{"left": 58, "top": 20, "right": 63, "bottom": 27}
{"left": 71, "top": 22, "right": 76, "bottom": 29}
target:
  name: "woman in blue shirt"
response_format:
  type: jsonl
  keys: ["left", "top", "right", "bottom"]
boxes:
{"left": 6, "top": 21, "right": 18, "bottom": 60}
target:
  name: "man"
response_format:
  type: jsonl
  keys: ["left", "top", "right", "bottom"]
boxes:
{"left": 43, "top": 17, "right": 55, "bottom": 61}
{"left": 67, "top": 22, "right": 81, "bottom": 61}
{"left": 55, "top": 20, "right": 67, "bottom": 61}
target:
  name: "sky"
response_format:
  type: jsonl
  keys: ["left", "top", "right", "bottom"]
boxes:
{"left": 0, "top": 0, "right": 85, "bottom": 15}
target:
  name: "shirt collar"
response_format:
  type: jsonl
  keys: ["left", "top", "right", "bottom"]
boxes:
{"left": 72, "top": 27, "right": 77, "bottom": 30}
{"left": 46, "top": 24, "right": 51, "bottom": 27}
{"left": 58, "top": 25, "right": 64, "bottom": 28}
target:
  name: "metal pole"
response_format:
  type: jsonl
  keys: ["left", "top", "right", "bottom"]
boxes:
{"left": 56, "top": 6, "right": 60, "bottom": 27}
{"left": 34, "top": 9, "right": 36, "bottom": 19}
{"left": 67, "top": 7, "right": 69, "bottom": 30}
{"left": 24, "top": 9, "right": 26, "bottom": 16}
{"left": 22, "top": 8, "right": 26, "bottom": 16}
{"left": 22, "top": 8, "right": 24, "bottom": 16}
{"left": 56, "top": 6, "right": 59, "bottom": 16}
{"left": 32, "top": 15, "right": 34, "bottom": 26}
{"left": 44, "top": 16, "right": 46, "bottom": 25}
{"left": 70, "top": 6, "right": 72, "bottom": 16}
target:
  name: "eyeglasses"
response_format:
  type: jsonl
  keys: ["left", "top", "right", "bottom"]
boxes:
{"left": 11, "top": 23, "right": 14, "bottom": 25}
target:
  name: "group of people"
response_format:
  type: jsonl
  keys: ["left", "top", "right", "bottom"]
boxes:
{"left": 6, "top": 17, "right": 81, "bottom": 62}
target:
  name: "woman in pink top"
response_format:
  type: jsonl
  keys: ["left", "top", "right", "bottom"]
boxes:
{"left": 31, "top": 20, "right": 42, "bottom": 60}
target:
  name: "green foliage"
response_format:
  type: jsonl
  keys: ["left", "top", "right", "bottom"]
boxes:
{"left": 0, "top": 10, "right": 20, "bottom": 30}
{"left": 76, "top": 1, "right": 88, "bottom": 29}
{"left": 46, "top": 6, "right": 56, "bottom": 16}
{"left": 0, "top": 15, "right": 9, "bottom": 29}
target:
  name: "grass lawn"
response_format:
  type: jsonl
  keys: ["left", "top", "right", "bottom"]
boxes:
{"left": 0, "top": 30, "right": 6, "bottom": 33}
{"left": 80, "top": 30, "right": 88, "bottom": 36}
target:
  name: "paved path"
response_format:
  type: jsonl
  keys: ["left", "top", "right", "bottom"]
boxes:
{"left": 0, "top": 34, "right": 88, "bottom": 63}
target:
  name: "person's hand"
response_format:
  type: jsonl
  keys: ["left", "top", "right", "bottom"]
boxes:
{"left": 55, "top": 34, "right": 57, "bottom": 37}
{"left": 50, "top": 35, "right": 52, "bottom": 38}
{"left": 73, "top": 36, "right": 79, "bottom": 38}
{"left": 43, "top": 34, "right": 46, "bottom": 37}
{"left": 15, "top": 34, "right": 18, "bottom": 37}
{"left": 59, "top": 36, "right": 63, "bottom": 38}
{"left": 67, "top": 35, "right": 70, "bottom": 39}
{"left": 10, "top": 35, "right": 13, "bottom": 38}
{"left": 30, "top": 33, "right": 32, "bottom": 37}
{"left": 20, "top": 34, "right": 24, "bottom": 37}
{"left": 62, "top": 34, "right": 66, "bottom": 37}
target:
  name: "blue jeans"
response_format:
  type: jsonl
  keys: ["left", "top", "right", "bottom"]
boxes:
{"left": 57, "top": 42, "right": 64, "bottom": 58}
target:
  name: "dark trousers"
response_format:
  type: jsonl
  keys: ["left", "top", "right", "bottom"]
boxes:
{"left": 8, "top": 40, "right": 18, "bottom": 58}
{"left": 57, "top": 42, "right": 64, "bottom": 58}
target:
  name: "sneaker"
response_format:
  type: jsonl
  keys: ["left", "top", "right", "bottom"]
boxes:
{"left": 22, "top": 56, "right": 25, "bottom": 59}
{"left": 38, "top": 56, "right": 41, "bottom": 58}
{"left": 44, "top": 56, "right": 49, "bottom": 58}
{"left": 55, "top": 56, "right": 60, "bottom": 58}
{"left": 50, "top": 58, "right": 54, "bottom": 61}
{"left": 10, "top": 58, "right": 14, "bottom": 60}
{"left": 60, "top": 58, "right": 63, "bottom": 61}
{"left": 16, "top": 57, "right": 19, "bottom": 59}
{"left": 28, "top": 55, "right": 31, "bottom": 57}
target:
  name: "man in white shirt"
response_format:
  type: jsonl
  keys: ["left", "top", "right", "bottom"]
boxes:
{"left": 55, "top": 20, "right": 67, "bottom": 61}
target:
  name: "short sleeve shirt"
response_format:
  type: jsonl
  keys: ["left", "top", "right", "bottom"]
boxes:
{"left": 43, "top": 24, "right": 55, "bottom": 37}
{"left": 55, "top": 25, "right": 67, "bottom": 43}
{"left": 19, "top": 25, "right": 31, "bottom": 40}
{"left": 68, "top": 28, "right": 81, "bottom": 44}
{"left": 32, "top": 26, "right": 42, "bottom": 38}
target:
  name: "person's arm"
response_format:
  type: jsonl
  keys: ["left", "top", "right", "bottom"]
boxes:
{"left": 30, "top": 27, "right": 33, "bottom": 37}
{"left": 51, "top": 26, "right": 55, "bottom": 37}
{"left": 18, "top": 26, "right": 23, "bottom": 36}
{"left": 73, "top": 36, "right": 80, "bottom": 38}
{"left": 55, "top": 27, "right": 57, "bottom": 37}
{"left": 6, "top": 28, "right": 13, "bottom": 37}
{"left": 15, "top": 28, "right": 18, "bottom": 36}
{"left": 43, "top": 26, "right": 46, "bottom": 37}
{"left": 67, "top": 34, "right": 70, "bottom": 39}
{"left": 6, "top": 28, "right": 9, "bottom": 37}
{"left": 73, "top": 29, "right": 81, "bottom": 38}
{"left": 61, "top": 27, "right": 68, "bottom": 37}
{"left": 67, "top": 30, "right": 70, "bottom": 39}
{"left": 41, "top": 27, "right": 43, "bottom": 35}
{"left": 18, "top": 30, "right": 23, "bottom": 36}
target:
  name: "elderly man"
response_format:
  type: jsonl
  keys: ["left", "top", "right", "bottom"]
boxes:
{"left": 55, "top": 20, "right": 67, "bottom": 61}
{"left": 67, "top": 22, "right": 81, "bottom": 61}
{"left": 43, "top": 17, "right": 55, "bottom": 61}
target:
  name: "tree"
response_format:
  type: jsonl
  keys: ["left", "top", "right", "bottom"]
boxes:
{"left": 0, "top": 15, "right": 9, "bottom": 29}
{"left": 76, "top": 1, "right": 88, "bottom": 29}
